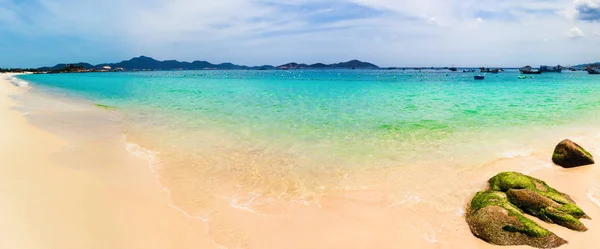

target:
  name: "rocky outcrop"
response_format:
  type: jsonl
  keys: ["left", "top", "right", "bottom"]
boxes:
{"left": 490, "top": 172, "right": 589, "bottom": 231}
{"left": 552, "top": 139, "right": 594, "bottom": 168}
{"left": 466, "top": 191, "right": 567, "bottom": 248}
{"left": 467, "top": 172, "right": 590, "bottom": 247}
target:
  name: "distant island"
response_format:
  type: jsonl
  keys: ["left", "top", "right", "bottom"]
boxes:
{"left": 33, "top": 56, "right": 380, "bottom": 73}
{"left": 276, "top": 60, "right": 378, "bottom": 70}
{"left": 2, "top": 57, "right": 599, "bottom": 74}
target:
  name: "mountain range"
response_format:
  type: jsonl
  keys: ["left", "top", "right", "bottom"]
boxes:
{"left": 38, "top": 56, "right": 380, "bottom": 71}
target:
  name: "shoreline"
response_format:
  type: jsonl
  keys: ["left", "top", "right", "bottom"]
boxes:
{"left": 0, "top": 73, "right": 222, "bottom": 249}
{"left": 2, "top": 72, "right": 600, "bottom": 248}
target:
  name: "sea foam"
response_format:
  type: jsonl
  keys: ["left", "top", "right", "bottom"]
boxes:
{"left": 588, "top": 185, "right": 600, "bottom": 208}
{"left": 498, "top": 149, "right": 533, "bottom": 159}
{"left": 9, "top": 77, "right": 30, "bottom": 88}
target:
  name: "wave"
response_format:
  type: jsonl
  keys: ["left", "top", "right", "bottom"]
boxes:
{"left": 229, "top": 192, "right": 264, "bottom": 214}
{"left": 588, "top": 185, "right": 600, "bottom": 208}
{"left": 8, "top": 77, "right": 30, "bottom": 88}
{"left": 388, "top": 191, "right": 422, "bottom": 208}
{"left": 123, "top": 140, "right": 201, "bottom": 217}
{"left": 498, "top": 149, "right": 533, "bottom": 159}
{"left": 123, "top": 138, "right": 232, "bottom": 249}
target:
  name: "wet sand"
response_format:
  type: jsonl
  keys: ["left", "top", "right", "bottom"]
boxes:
{"left": 1, "top": 72, "right": 599, "bottom": 249}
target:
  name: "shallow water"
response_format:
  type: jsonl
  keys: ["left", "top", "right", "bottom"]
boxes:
{"left": 14, "top": 70, "right": 600, "bottom": 248}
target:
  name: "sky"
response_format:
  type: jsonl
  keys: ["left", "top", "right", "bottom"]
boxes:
{"left": 0, "top": 0, "right": 599, "bottom": 68}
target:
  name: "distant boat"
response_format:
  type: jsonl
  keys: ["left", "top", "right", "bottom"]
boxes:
{"left": 540, "top": 65, "right": 562, "bottom": 73}
{"left": 518, "top": 75, "right": 534, "bottom": 79}
{"left": 587, "top": 68, "right": 600, "bottom": 74}
{"left": 474, "top": 75, "right": 485, "bottom": 80}
{"left": 520, "top": 66, "right": 541, "bottom": 74}
{"left": 480, "top": 67, "right": 499, "bottom": 73}
{"left": 449, "top": 67, "right": 457, "bottom": 72}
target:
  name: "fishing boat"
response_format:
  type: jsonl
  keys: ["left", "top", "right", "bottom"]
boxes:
{"left": 540, "top": 65, "right": 562, "bottom": 73}
{"left": 587, "top": 67, "right": 600, "bottom": 74}
{"left": 474, "top": 75, "right": 485, "bottom": 80}
{"left": 520, "top": 66, "right": 541, "bottom": 74}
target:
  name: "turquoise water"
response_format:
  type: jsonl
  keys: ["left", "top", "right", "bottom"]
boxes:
{"left": 17, "top": 70, "right": 600, "bottom": 198}
{"left": 18, "top": 70, "right": 600, "bottom": 156}
{"left": 19, "top": 70, "right": 600, "bottom": 142}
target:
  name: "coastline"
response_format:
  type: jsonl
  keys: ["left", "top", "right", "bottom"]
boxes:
{"left": 0, "top": 73, "right": 221, "bottom": 249}
{"left": 1, "top": 72, "right": 600, "bottom": 249}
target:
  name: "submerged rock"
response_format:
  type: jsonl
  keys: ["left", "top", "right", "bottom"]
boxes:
{"left": 466, "top": 191, "right": 567, "bottom": 248}
{"left": 552, "top": 139, "right": 594, "bottom": 168}
{"left": 489, "top": 172, "right": 589, "bottom": 231}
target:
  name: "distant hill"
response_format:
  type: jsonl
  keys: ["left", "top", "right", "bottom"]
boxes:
{"left": 95, "top": 56, "right": 273, "bottom": 71}
{"left": 37, "top": 56, "right": 379, "bottom": 71}
{"left": 573, "top": 62, "right": 600, "bottom": 69}
{"left": 276, "top": 60, "right": 379, "bottom": 69}
{"left": 39, "top": 56, "right": 276, "bottom": 71}
{"left": 330, "top": 60, "right": 379, "bottom": 69}
{"left": 39, "top": 62, "right": 95, "bottom": 71}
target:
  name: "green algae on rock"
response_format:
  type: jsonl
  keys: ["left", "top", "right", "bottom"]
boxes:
{"left": 489, "top": 172, "right": 589, "bottom": 231}
{"left": 552, "top": 139, "right": 594, "bottom": 168}
{"left": 466, "top": 191, "right": 567, "bottom": 248}
{"left": 95, "top": 104, "right": 116, "bottom": 110}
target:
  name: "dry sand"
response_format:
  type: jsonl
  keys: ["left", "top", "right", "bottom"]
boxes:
{"left": 1, "top": 72, "right": 599, "bottom": 249}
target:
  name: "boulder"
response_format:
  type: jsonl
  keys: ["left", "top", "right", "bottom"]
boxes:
{"left": 552, "top": 139, "right": 594, "bottom": 168}
{"left": 466, "top": 191, "right": 567, "bottom": 248}
{"left": 489, "top": 172, "right": 589, "bottom": 231}
{"left": 507, "top": 189, "right": 587, "bottom": 231}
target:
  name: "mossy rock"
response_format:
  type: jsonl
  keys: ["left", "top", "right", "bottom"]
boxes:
{"left": 489, "top": 172, "right": 589, "bottom": 231}
{"left": 507, "top": 189, "right": 587, "bottom": 231}
{"left": 466, "top": 191, "right": 567, "bottom": 248}
{"left": 552, "top": 139, "right": 594, "bottom": 168}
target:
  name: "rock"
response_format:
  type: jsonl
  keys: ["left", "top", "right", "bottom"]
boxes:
{"left": 490, "top": 172, "right": 589, "bottom": 231}
{"left": 466, "top": 191, "right": 567, "bottom": 248}
{"left": 507, "top": 189, "right": 587, "bottom": 231}
{"left": 552, "top": 139, "right": 594, "bottom": 168}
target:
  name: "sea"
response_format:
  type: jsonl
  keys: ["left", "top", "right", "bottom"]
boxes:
{"left": 13, "top": 69, "right": 600, "bottom": 248}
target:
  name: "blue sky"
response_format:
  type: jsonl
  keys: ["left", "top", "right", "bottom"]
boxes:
{"left": 1, "top": 0, "right": 599, "bottom": 68}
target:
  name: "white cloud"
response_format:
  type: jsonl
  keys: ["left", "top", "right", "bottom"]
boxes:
{"left": 427, "top": 17, "right": 440, "bottom": 25}
{"left": 569, "top": 27, "right": 585, "bottom": 39}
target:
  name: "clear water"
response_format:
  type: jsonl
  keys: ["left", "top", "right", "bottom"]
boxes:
{"left": 17, "top": 70, "right": 600, "bottom": 202}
